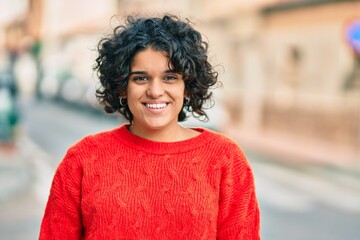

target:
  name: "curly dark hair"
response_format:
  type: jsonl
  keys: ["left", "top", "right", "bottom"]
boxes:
{"left": 94, "top": 14, "right": 219, "bottom": 122}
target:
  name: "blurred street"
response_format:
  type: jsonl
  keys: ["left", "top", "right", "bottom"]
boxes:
{"left": 1, "top": 98, "right": 360, "bottom": 240}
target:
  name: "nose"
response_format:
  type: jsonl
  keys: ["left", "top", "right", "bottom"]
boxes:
{"left": 146, "top": 79, "right": 164, "bottom": 98}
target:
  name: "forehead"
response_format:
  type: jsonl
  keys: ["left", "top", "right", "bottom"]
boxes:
{"left": 131, "top": 48, "right": 172, "bottom": 71}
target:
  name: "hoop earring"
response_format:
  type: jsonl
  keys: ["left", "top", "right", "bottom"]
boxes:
{"left": 184, "top": 97, "right": 190, "bottom": 106}
{"left": 119, "top": 97, "right": 127, "bottom": 107}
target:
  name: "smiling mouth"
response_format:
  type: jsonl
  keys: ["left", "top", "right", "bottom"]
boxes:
{"left": 145, "top": 103, "right": 168, "bottom": 109}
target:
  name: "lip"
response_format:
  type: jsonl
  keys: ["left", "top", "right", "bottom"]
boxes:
{"left": 142, "top": 101, "right": 169, "bottom": 113}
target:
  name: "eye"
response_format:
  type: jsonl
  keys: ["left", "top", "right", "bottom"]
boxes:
{"left": 163, "top": 75, "right": 178, "bottom": 81}
{"left": 132, "top": 76, "right": 148, "bottom": 82}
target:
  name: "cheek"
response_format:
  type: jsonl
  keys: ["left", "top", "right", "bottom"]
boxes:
{"left": 126, "top": 84, "right": 141, "bottom": 100}
{"left": 171, "top": 90, "right": 185, "bottom": 102}
{"left": 125, "top": 90, "right": 140, "bottom": 113}
{"left": 176, "top": 82, "right": 186, "bottom": 98}
{"left": 126, "top": 100, "right": 140, "bottom": 119}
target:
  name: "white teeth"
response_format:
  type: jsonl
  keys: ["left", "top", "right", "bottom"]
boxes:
{"left": 146, "top": 103, "right": 167, "bottom": 109}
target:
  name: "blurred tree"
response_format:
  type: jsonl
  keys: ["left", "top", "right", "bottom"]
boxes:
{"left": 28, "top": 0, "right": 44, "bottom": 99}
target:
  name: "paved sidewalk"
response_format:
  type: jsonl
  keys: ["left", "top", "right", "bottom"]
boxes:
{"left": 0, "top": 143, "right": 32, "bottom": 202}
{"left": 0, "top": 135, "right": 52, "bottom": 240}
{"left": 223, "top": 127, "right": 360, "bottom": 173}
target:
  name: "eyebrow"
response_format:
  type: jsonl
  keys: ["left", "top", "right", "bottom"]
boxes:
{"left": 129, "top": 71, "right": 146, "bottom": 75}
{"left": 129, "top": 70, "right": 177, "bottom": 75}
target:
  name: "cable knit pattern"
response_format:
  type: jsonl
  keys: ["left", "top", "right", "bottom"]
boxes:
{"left": 39, "top": 124, "right": 260, "bottom": 239}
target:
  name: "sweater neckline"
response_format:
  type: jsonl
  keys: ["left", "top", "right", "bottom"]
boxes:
{"left": 112, "top": 124, "right": 215, "bottom": 154}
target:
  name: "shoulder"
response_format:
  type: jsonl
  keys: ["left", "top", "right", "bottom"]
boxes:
{"left": 59, "top": 126, "right": 124, "bottom": 166}
{"left": 198, "top": 128, "right": 243, "bottom": 152}
{"left": 198, "top": 128, "right": 251, "bottom": 167}
{"left": 68, "top": 125, "right": 125, "bottom": 152}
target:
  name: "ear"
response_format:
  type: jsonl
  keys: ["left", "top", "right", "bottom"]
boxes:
{"left": 120, "top": 90, "right": 127, "bottom": 99}
{"left": 184, "top": 88, "right": 190, "bottom": 98}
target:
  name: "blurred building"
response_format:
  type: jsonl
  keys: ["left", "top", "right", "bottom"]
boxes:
{"left": 1, "top": 0, "right": 359, "bottom": 164}
{"left": 254, "top": 0, "right": 360, "bottom": 164}
{"left": 185, "top": 0, "right": 360, "bottom": 165}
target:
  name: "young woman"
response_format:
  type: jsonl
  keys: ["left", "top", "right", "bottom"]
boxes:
{"left": 39, "top": 15, "right": 260, "bottom": 239}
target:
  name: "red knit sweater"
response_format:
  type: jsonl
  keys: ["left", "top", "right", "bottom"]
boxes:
{"left": 40, "top": 124, "right": 260, "bottom": 239}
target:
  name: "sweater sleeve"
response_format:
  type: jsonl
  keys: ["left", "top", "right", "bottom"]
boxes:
{"left": 217, "top": 145, "right": 260, "bottom": 239}
{"left": 39, "top": 146, "right": 84, "bottom": 240}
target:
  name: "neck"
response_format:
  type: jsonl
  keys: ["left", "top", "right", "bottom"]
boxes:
{"left": 129, "top": 123, "right": 185, "bottom": 142}
{"left": 129, "top": 124, "right": 180, "bottom": 142}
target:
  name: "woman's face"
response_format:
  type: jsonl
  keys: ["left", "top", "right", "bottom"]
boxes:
{"left": 125, "top": 48, "right": 185, "bottom": 136}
